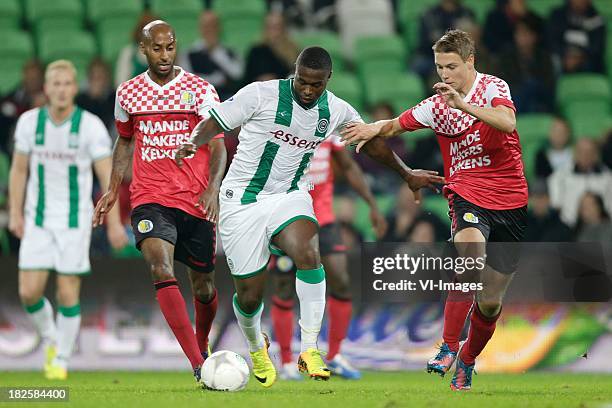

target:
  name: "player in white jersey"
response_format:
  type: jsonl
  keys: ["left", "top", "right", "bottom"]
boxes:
{"left": 176, "top": 47, "right": 444, "bottom": 386}
{"left": 8, "top": 60, "right": 127, "bottom": 380}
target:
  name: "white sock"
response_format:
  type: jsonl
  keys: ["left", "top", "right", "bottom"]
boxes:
{"left": 232, "top": 294, "right": 265, "bottom": 352}
{"left": 296, "top": 266, "right": 326, "bottom": 352}
{"left": 24, "top": 297, "right": 57, "bottom": 346}
{"left": 53, "top": 304, "right": 81, "bottom": 369}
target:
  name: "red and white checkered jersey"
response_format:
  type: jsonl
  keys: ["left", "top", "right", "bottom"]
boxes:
{"left": 308, "top": 135, "right": 344, "bottom": 226}
{"left": 399, "top": 72, "right": 528, "bottom": 210}
{"left": 114, "top": 67, "right": 222, "bottom": 218}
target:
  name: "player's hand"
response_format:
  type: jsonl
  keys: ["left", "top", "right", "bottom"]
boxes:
{"left": 404, "top": 169, "right": 446, "bottom": 204}
{"left": 370, "top": 208, "right": 388, "bottom": 239}
{"left": 106, "top": 222, "right": 129, "bottom": 250}
{"left": 433, "top": 82, "right": 465, "bottom": 110}
{"left": 175, "top": 142, "right": 197, "bottom": 167}
{"left": 196, "top": 187, "right": 220, "bottom": 223}
{"left": 93, "top": 190, "right": 118, "bottom": 227}
{"left": 8, "top": 212, "right": 24, "bottom": 239}
{"left": 340, "top": 122, "right": 379, "bottom": 153}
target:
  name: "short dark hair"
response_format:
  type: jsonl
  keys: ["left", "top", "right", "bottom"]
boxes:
{"left": 432, "top": 29, "right": 475, "bottom": 61}
{"left": 296, "top": 46, "right": 332, "bottom": 72}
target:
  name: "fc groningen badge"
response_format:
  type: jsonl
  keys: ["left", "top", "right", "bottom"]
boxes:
{"left": 316, "top": 118, "right": 329, "bottom": 134}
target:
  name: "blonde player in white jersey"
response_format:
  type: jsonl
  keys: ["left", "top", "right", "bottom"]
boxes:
{"left": 8, "top": 60, "right": 128, "bottom": 380}
{"left": 176, "top": 47, "right": 444, "bottom": 387}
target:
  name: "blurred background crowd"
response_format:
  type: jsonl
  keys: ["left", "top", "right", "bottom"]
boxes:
{"left": 1, "top": 0, "right": 612, "bottom": 257}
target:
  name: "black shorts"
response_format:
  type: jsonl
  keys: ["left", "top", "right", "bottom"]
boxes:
{"left": 319, "top": 222, "right": 346, "bottom": 257}
{"left": 270, "top": 222, "right": 346, "bottom": 274}
{"left": 131, "top": 203, "right": 216, "bottom": 273}
{"left": 448, "top": 193, "right": 527, "bottom": 274}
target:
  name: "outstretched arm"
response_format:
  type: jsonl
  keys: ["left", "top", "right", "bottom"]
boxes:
{"left": 360, "top": 137, "right": 445, "bottom": 204}
{"left": 340, "top": 118, "right": 406, "bottom": 152}
{"left": 332, "top": 148, "right": 388, "bottom": 238}
{"left": 195, "top": 138, "right": 227, "bottom": 223}
{"left": 175, "top": 117, "right": 225, "bottom": 167}
{"left": 92, "top": 137, "right": 134, "bottom": 227}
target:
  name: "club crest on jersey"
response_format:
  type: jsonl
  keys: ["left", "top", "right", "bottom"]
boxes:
{"left": 180, "top": 91, "right": 196, "bottom": 106}
{"left": 463, "top": 212, "right": 479, "bottom": 224}
{"left": 317, "top": 118, "right": 329, "bottom": 134}
{"left": 137, "top": 219, "right": 154, "bottom": 233}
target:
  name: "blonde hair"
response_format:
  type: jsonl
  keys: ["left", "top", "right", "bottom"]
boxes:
{"left": 45, "top": 60, "right": 77, "bottom": 82}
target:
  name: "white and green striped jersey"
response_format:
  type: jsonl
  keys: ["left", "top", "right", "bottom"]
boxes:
{"left": 210, "top": 79, "right": 362, "bottom": 204}
{"left": 14, "top": 106, "right": 112, "bottom": 229}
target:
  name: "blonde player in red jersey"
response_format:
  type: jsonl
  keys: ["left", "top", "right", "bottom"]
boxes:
{"left": 341, "top": 29, "right": 528, "bottom": 391}
{"left": 93, "top": 21, "right": 226, "bottom": 384}
{"left": 270, "top": 135, "right": 387, "bottom": 380}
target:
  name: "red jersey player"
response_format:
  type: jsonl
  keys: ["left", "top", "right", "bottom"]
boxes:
{"left": 341, "top": 29, "right": 528, "bottom": 391}
{"left": 270, "top": 135, "right": 387, "bottom": 380}
{"left": 92, "top": 21, "right": 227, "bottom": 384}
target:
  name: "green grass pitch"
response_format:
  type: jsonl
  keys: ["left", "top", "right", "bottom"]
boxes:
{"left": 2, "top": 371, "right": 612, "bottom": 408}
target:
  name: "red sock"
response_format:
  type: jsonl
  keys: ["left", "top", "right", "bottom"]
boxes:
{"left": 271, "top": 296, "right": 294, "bottom": 364}
{"left": 194, "top": 289, "right": 218, "bottom": 355}
{"left": 460, "top": 303, "right": 501, "bottom": 365}
{"left": 326, "top": 296, "right": 352, "bottom": 361}
{"left": 155, "top": 280, "right": 203, "bottom": 369}
{"left": 442, "top": 289, "right": 475, "bottom": 353}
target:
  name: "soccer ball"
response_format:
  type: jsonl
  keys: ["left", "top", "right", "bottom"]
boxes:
{"left": 201, "top": 350, "right": 250, "bottom": 391}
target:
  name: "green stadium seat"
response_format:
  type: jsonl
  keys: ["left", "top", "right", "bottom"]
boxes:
{"left": 421, "top": 195, "right": 450, "bottom": 225}
{"left": 87, "top": 0, "right": 142, "bottom": 26}
{"left": 593, "top": 0, "right": 612, "bottom": 20}
{"left": 516, "top": 113, "right": 554, "bottom": 149}
{"left": 396, "top": 0, "right": 438, "bottom": 52}
{"left": 26, "top": 0, "right": 83, "bottom": 30}
{"left": 34, "top": 17, "right": 84, "bottom": 34}
{"left": 222, "top": 16, "right": 262, "bottom": 58}
{"left": 556, "top": 73, "right": 611, "bottom": 109}
{"left": 212, "top": 0, "right": 266, "bottom": 20}
{"left": 297, "top": 31, "right": 345, "bottom": 72}
{"left": 0, "top": 0, "right": 21, "bottom": 29}
{"left": 97, "top": 19, "right": 134, "bottom": 65}
{"left": 364, "top": 72, "right": 424, "bottom": 113}
{"left": 38, "top": 30, "right": 97, "bottom": 82}
{"left": 0, "top": 30, "right": 34, "bottom": 69}
{"left": 569, "top": 114, "right": 612, "bottom": 140}
{"left": 328, "top": 72, "right": 364, "bottom": 113}
{"left": 165, "top": 16, "right": 200, "bottom": 47}
{"left": 354, "top": 35, "right": 406, "bottom": 69}
{"left": 0, "top": 65, "right": 23, "bottom": 95}
{"left": 150, "top": 0, "right": 202, "bottom": 19}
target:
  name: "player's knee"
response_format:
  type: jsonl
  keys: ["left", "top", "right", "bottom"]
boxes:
{"left": 193, "top": 280, "right": 216, "bottom": 303}
{"left": 236, "top": 292, "right": 262, "bottom": 315}
{"left": 292, "top": 245, "right": 320, "bottom": 269}
{"left": 18, "top": 287, "right": 41, "bottom": 306}
{"left": 477, "top": 301, "right": 502, "bottom": 317}
{"left": 150, "top": 262, "right": 174, "bottom": 281}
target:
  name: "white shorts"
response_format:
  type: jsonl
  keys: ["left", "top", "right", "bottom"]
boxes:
{"left": 219, "top": 189, "right": 317, "bottom": 278}
{"left": 18, "top": 222, "right": 92, "bottom": 275}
